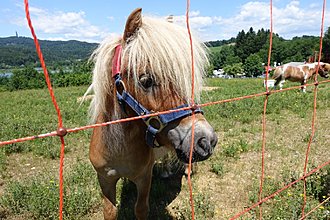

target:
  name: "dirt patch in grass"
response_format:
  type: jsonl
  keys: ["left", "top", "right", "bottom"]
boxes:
{"left": 202, "top": 86, "right": 219, "bottom": 91}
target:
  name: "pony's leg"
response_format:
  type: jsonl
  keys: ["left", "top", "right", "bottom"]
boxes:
{"left": 98, "top": 174, "right": 119, "bottom": 220}
{"left": 184, "top": 163, "right": 198, "bottom": 176}
{"left": 273, "top": 83, "right": 277, "bottom": 90}
{"left": 279, "top": 80, "right": 285, "bottom": 90}
{"left": 133, "top": 166, "right": 153, "bottom": 220}
{"left": 301, "top": 82, "right": 307, "bottom": 93}
{"left": 274, "top": 78, "right": 280, "bottom": 90}
{"left": 302, "top": 76, "right": 308, "bottom": 93}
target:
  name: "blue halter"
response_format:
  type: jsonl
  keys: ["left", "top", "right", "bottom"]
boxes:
{"left": 114, "top": 74, "right": 203, "bottom": 148}
{"left": 111, "top": 44, "right": 202, "bottom": 148}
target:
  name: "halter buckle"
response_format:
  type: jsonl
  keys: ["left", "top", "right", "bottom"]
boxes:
{"left": 114, "top": 74, "right": 126, "bottom": 96}
{"left": 145, "top": 116, "right": 166, "bottom": 133}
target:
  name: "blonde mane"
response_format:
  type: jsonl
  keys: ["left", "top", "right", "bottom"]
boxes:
{"left": 89, "top": 15, "right": 209, "bottom": 123}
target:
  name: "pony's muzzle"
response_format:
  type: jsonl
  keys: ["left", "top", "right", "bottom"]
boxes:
{"left": 172, "top": 125, "right": 218, "bottom": 164}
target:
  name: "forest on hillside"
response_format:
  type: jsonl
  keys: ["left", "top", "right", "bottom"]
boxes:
{"left": 209, "top": 26, "right": 330, "bottom": 77}
{"left": 0, "top": 36, "right": 98, "bottom": 68}
{"left": 1, "top": 26, "right": 330, "bottom": 79}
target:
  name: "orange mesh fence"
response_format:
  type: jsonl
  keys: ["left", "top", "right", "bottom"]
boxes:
{"left": 0, "top": 0, "right": 328, "bottom": 219}
{"left": 186, "top": 0, "right": 197, "bottom": 219}
{"left": 24, "top": 0, "right": 66, "bottom": 219}
{"left": 301, "top": 0, "right": 327, "bottom": 218}
{"left": 258, "top": 1, "right": 273, "bottom": 218}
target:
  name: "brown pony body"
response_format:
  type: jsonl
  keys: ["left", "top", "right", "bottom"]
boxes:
{"left": 273, "top": 62, "right": 328, "bottom": 92}
{"left": 88, "top": 8, "right": 217, "bottom": 220}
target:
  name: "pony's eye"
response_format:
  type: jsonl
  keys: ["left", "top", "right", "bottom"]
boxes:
{"left": 139, "top": 74, "right": 154, "bottom": 89}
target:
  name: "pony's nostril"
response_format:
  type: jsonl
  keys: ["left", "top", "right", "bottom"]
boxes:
{"left": 197, "top": 137, "right": 206, "bottom": 147}
{"left": 196, "top": 137, "right": 210, "bottom": 156}
{"left": 199, "top": 133, "right": 217, "bottom": 156}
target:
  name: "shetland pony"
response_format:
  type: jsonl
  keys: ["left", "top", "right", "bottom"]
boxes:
{"left": 88, "top": 8, "right": 217, "bottom": 220}
{"left": 323, "top": 62, "right": 330, "bottom": 72}
{"left": 273, "top": 62, "right": 328, "bottom": 92}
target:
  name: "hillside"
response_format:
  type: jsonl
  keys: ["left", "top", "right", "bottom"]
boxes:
{"left": 0, "top": 36, "right": 98, "bottom": 68}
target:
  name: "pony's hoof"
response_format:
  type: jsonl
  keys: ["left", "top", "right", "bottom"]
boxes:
{"left": 184, "top": 163, "right": 198, "bottom": 176}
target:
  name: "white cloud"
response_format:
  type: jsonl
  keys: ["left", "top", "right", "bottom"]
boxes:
{"left": 172, "top": 1, "right": 329, "bottom": 41}
{"left": 10, "top": 1, "right": 329, "bottom": 42}
{"left": 14, "top": 5, "right": 114, "bottom": 42}
{"left": 172, "top": 10, "right": 218, "bottom": 29}
{"left": 107, "top": 16, "right": 115, "bottom": 21}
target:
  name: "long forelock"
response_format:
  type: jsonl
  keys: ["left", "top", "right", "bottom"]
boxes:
{"left": 123, "top": 16, "right": 209, "bottom": 103}
{"left": 89, "top": 15, "right": 209, "bottom": 123}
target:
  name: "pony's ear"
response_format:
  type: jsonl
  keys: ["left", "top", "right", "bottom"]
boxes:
{"left": 319, "top": 63, "right": 326, "bottom": 70}
{"left": 123, "top": 8, "right": 142, "bottom": 42}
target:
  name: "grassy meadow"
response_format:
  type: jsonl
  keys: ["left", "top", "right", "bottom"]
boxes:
{"left": 0, "top": 78, "right": 329, "bottom": 219}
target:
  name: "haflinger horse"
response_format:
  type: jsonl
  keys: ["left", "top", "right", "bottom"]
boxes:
{"left": 273, "top": 62, "right": 329, "bottom": 92}
{"left": 88, "top": 8, "right": 218, "bottom": 220}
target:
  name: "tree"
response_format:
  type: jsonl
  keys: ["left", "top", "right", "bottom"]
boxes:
{"left": 244, "top": 54, "right": 263, "bottom": 77}
{"left": 234, "top": 27, "right": 260, "bottom": 63}
{"left": 225, "top": 55, "right": 241, "bottom": 65}
{"left": 211, "top": 51, "right": 225, "bottom": 70}
{"left": 322, "top": 27, "right": 330, "bottom": 62}
{"left": 234, "top": 29, "right": 247, "bottom": 61}
{"left": 8, "top": 67, "right": 45, "bottom": 90}
{"left": 211, "top": 45, "right": 235, "bottom": 69}
{"left": 223, "top": 63, "right": 244, "bottom": 77}
{"left": 206, "top": 63, "right": 215, "bottom": 77}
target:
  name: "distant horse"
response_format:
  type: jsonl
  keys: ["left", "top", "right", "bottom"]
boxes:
{"left": 88, "top": 8, "right": 217, "bottom": 220}
{"left": 273, "top": 62, "right": 328, "bottom": 92}
{"left": 323, "top": 62, "right": 330, "bottom": 72}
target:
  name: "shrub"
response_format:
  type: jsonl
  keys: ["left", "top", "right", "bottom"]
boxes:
{"left": 7, "top": 67, "right": 45, "bottom": 91}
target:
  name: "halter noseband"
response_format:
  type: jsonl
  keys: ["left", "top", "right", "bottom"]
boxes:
{"left": 112, "top": 44, "right": 202, "bottom": 148}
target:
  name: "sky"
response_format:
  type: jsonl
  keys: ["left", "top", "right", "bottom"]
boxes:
{"left": 0, "top": 0, "right": 329, "bottom": 43}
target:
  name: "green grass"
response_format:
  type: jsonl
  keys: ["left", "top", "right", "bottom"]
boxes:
{"left": 0, "top": 162, "right": 100, "bottom": 220}
{"left": 0, "top": 86, "right": 90, "bottom": 158}
{"left": 208, "top": 46, "right": 222, "bottom": 53}
{"left": 202, "top": 78, "right": 329, "bottom": 131}
{"left": 0, "top": 78, "right": 329, "bottom": 219}
{"left": 248, "top": 166, "right": 330, "bottom": 220}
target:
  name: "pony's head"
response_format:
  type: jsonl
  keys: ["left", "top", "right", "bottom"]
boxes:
{"left": 323, "top": 63, "right": 330, "bottom": 71}
{"left": 90, "top": 8, "right": 217, "bottom": 163}
{"left": 312, "top": 62, "right": 329, "bottom": 78}
{"left": 320, "top": 62, "right": 330, "bottom": 78}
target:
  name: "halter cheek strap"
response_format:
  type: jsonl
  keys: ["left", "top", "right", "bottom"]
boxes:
{"left": 112, "top": 44, "right": 203, "bottom": 148}
{"left": 112, "top": 45, "right": 122, "bottom": 77}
